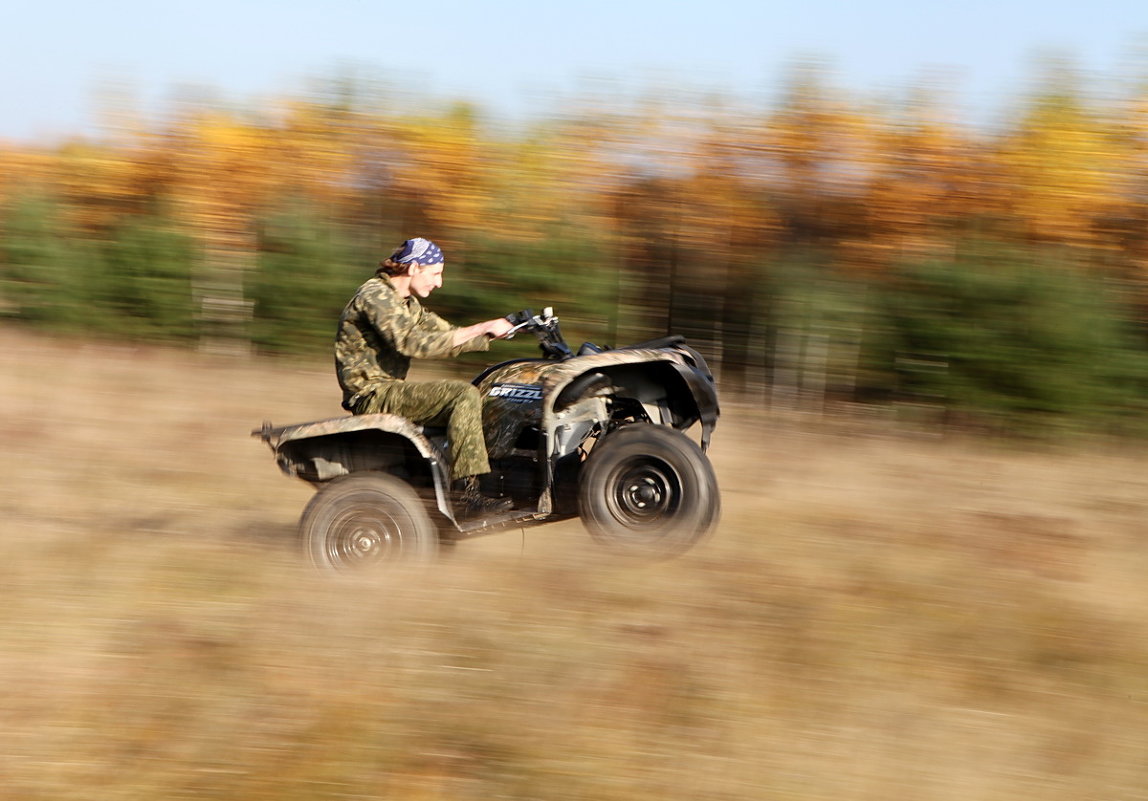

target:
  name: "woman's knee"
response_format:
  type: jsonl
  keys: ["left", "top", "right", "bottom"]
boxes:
{"left": 444, "top": 381, "right": 481, "bottom": 406}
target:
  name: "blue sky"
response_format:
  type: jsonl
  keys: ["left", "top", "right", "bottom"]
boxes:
{"left": 4, "top": 0, "right": 1148, "bottom": 141}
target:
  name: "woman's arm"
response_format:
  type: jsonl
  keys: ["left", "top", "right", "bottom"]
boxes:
{"left": 451, "top": 317, "right": 514, "bottom": 347}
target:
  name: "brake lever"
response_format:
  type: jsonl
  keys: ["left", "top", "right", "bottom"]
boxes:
{"left": 501, "top": 308, "right": 557, "bottom": 340}
{"left": 503, "top": 321, "right": 532, "bottom": 340}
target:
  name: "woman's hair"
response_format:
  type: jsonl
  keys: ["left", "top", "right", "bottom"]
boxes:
{"left": 377, "top": 256, "right": 411, "bottom": 277}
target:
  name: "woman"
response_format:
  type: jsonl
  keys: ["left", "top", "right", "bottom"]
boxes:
{"left": 334, "top": 237, "right": 514, "bottom": 515}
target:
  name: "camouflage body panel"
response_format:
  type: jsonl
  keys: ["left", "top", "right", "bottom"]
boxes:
{"left": 480, "top": 348, "right": 690, "bottom": 406}
{"left": 476, "top": 360, "right": 549, "bottom": 458}
{"left": 555, "top": 345, "right": 720, "bottom": 451}
{"left": 254, "top": 413, "right": 459, "bottom": 523}
{"left": 256, "top": 413, "right": 440, "bottom": 457}
{"left": 255, "top": 413, "right": 445, "bottom": 478}
{"left": 476, "top": 348, "right": 700, "bottom": 460}
{"left": 534, "top": 348, "right": 692, "bottom": 411}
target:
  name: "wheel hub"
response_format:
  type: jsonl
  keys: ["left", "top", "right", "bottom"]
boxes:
{"left": 610, "top": 459, "right": 679, "bottom": 527}
{"left": 331, "top": 509, "right": 402, "bottom": 565}
{"left": 351, "top": 527, "right": 387, "bottom": 555}
{"left": 628, "top": 478, "right": 663, "bottom": 508}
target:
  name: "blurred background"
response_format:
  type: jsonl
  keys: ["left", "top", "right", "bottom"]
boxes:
{"left": 6, "top": 3, "right": 1148, "bottom": 799}
{"left": 6, "top": 41, "right": 1148, "bottom": 433}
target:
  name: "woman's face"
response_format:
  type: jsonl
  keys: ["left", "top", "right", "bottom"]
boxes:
{"left": 409, "top": 262, "right": 445, "bottom": 298}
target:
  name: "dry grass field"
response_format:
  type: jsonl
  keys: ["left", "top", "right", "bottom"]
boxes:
{"left": 3, "top": 326, "right": 1148, "bottom": 800}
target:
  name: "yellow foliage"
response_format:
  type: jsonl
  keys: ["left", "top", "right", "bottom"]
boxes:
{"left": 1, "top": 75, "right": 1147, "bottom": 273}
{"left": 994, "top": 92, "right": 1127, "bottom": 245}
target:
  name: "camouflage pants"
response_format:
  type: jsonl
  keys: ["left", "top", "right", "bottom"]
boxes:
{"left": 355, "top": 379, "right": 489, "bottom": 480}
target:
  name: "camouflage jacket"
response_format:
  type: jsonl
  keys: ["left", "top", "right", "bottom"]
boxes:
{"left": 335, "top": 275, "right": 490, "bottom": 411}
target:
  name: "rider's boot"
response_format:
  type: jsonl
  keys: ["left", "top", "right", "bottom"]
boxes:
{"left": 454, "top": 476, "right": 513, "bottom": 518}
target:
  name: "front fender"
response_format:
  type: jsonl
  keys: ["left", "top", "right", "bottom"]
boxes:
{"left": 667, "top": 362, "right": 719, "bottom": 451}
{"left": 540, "top": 349, "right": 719, "bottom": 450}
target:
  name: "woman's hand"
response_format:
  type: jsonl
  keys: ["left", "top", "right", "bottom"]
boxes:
{"left": 483, "top": 317, "right": 515, "bottom": 339}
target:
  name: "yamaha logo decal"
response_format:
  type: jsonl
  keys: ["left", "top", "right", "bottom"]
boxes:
{"left": 488, "top": 383, "right": 543, "bottom": 403}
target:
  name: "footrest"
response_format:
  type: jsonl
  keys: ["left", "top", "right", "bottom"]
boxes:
{"left": 454, "top": 509, "right": 545, "bottom": 535}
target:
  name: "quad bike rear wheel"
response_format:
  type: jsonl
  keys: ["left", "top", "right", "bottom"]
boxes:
{"left": 578, "top": 424, "right": 719, "bottom": 558}
{"left": 299, "top": 473, "right": 438, "bottom": 571}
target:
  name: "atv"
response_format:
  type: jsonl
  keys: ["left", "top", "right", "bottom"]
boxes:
{"left": 254, "top": 308, "right": 720, "bottom": 570}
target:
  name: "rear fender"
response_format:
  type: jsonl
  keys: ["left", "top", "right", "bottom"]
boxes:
{"left": 254, "top": 414, "right": 455, "bottom": 520}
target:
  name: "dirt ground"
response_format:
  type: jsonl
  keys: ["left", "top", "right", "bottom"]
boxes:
{"left": 3, "top": 326, "right": 1148, "bottom": 800}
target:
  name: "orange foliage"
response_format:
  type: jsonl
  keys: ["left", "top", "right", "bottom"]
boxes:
{"left": 2, "top": 70, "right": 1148, "bottom": 276}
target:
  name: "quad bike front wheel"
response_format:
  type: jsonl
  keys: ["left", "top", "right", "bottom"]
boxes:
{"left": 299, "top": 473, "right": 438, "bottom": 571}
{"left": 578, "top": 424, "right": 719, "bottom": 558}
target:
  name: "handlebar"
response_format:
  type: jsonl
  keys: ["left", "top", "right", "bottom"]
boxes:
{"left": 502, "top": 306, "right": 573, "bottom": 359}
{"left": 503, "top": 307, "right": 557, "bottom": 340}
{"left": 501, "top": 305, "right": 693, "bottom": 363}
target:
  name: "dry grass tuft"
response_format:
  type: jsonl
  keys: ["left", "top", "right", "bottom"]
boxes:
{"left": 3, "top": 327, "right": 1148, "bottom": 800}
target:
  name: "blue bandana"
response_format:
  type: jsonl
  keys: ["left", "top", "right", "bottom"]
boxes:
{"left": 393, "top": 237, "right": 444, "bottom": 266}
